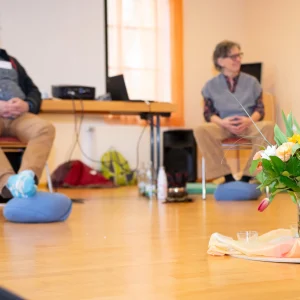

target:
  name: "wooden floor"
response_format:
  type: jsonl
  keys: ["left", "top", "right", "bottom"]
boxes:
{"left": 0, "top": 187, "right": 300, "bottom": 299}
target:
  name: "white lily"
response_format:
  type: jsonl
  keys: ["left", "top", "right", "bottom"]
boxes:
{"left": 261, "top": 145, "right": 277, "bottom": 160}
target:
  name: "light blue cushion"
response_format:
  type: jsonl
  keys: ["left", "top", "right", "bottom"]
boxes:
{"left": 3, "top": 191, "right": 72, "bottom": 223}
{"left": 214, "top": 181, "right": 262, "bottom": 201}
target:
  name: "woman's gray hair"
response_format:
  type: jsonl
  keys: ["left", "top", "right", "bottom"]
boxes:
{"left": 213, "top": 40, "right": 241, "bottom": 71}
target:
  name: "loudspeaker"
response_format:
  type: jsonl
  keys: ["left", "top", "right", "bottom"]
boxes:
{"left": 163, "top": 129, "right": 197, "bottom": 182}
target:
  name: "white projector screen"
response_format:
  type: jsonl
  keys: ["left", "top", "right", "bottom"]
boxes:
{"left": 0, "top": 0, "right": 106, "bottom": 97}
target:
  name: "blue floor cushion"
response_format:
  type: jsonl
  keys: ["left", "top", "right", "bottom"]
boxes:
{"left": 3, "top": 191, "right": 72, "bottom": 223}
{"left": 214, "top": 181, "right": 262, "bottom": 201}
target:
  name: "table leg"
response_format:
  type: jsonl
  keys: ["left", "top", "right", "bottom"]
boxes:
{"left": 156, "top": 115, "right": 161, "bottom": 173}
{"left": 149, "top": 115, "right": 155, "bottom": 171}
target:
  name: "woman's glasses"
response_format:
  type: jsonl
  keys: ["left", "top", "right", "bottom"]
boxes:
{"left": 226, "top": 52, "right": 244, "bottom": 61}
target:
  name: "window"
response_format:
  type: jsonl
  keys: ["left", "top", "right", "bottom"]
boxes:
{"left": 107, "top": 0, "right": 171, "bottom": 102}
{"left": 105, "top": 0, "right": 184, "bottom": 125}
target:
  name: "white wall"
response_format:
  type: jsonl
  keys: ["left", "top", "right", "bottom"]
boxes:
{"left": 183, "top": 0, "right": 300, "bottom": 131}
{"left": 183, "top": 0, "right": 250, "bottom": 176}
{"left": 41, "top": 113, "right": 152, "bottom": 173}
{"left": 244, "top": 0, "right": 300, "bottom": 127}
{"left": 0, "top": 0, "right": 106, "bottom": 96}
{"left": 183, "top": 0, "right": 300, "bottom": 177}
{"left": 0, "top": 0, "right": 154, "bottom": 182}
{"left": 183, "top": 0, "right": 249, "bottom": 130}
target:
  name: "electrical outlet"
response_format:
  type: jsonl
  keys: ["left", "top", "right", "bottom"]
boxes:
{"left": 86, "top": 126, "right": 95, "bottom": 133}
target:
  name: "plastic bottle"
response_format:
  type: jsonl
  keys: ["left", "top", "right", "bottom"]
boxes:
{"left": 137, "top": 162, "right": 146, "bottom": 196}
{"left": 145, "top": 162, "right": 155, "bottom": 199}
{"left": 157, "top": 166, "right": 168, "bottom": 202}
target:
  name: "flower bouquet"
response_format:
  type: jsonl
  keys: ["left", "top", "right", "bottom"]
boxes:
{"left": 250, "top": 111, "right": 300, "bottom": 235}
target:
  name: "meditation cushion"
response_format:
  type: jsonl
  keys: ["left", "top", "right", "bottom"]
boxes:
{"left": 3, "top": 191, "right": 72, "bottom": 223}
{"left": 214, "top": 181, "right": 262, "bottom": 201}
{"left": 186, "top": 182, "right": 218, "bottom": 194}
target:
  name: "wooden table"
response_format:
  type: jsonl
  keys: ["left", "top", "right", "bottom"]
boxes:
{"left": 41, "top": 99, "right": 176, "bottom": 115}
{"left": 41, "top": 99, "right": 177, "bottom": 173}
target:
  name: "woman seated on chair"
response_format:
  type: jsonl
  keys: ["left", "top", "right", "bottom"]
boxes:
{"left": 0, "top": 48, "right": 55, "bottom": 200}
{"left": 193, "top": 40, "right": 274, "bottom": 184}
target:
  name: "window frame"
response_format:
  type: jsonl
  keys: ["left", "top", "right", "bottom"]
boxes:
{"left": 103, "top": 0, "right": 184, "bottom": 127}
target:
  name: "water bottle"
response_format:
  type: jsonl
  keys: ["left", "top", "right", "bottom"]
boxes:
{"left": 157, "top": 166, "right": 168, "bottom": 202}
{"left": 137, "top": 162, "right": 146, "bottom": 196}
{"left": 145, "top": 162, "right": 155, "bottom": 198}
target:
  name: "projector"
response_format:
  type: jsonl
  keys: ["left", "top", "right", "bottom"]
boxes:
{"left": 51, "top": 85, "right": 96, "bottom": 100}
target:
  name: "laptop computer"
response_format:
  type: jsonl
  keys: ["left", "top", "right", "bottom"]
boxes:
{"left": 106, "top": 74, "right": 153, "bottom": 102}
{"left": 240, "top": 63, "right": 262, "bottom": 83}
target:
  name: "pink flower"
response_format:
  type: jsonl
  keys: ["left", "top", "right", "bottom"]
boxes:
{"left": 253, "top": 151, "right": 262, "bottom": 160}
{"left": 276, "top": 142, "right": 294, "bottom": 162}
{"left": 258, "top": 197, "right": 270, "bottom": 212}
{"left": 253, "top": 150, "right": 263, "bottom": 171}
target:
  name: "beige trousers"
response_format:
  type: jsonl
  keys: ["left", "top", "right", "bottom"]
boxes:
{"left": 0, "top": 113, "right": 55, "bottom": 192}
{"left": 193, "top": 121, "right": 274, "bottom": 180}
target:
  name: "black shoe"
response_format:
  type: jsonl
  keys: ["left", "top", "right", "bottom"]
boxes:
{"left": 240, "top": 175, "right": 252, "bottom": 183}
{"left": 0, "top": 186, "right": 13, "bottom": 203}
{"left": 224, "top": 174, "right": 236, "bottom": 184}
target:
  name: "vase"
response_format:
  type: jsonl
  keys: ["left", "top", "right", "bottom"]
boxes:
{"left": 297, "top": 198, "right": 300, "bottom": 238}
{"left": 288, "top": 193, "right": 300, "bottom": 238}
{"left": 292, "top": 194, "right": 300, "bottom": 238}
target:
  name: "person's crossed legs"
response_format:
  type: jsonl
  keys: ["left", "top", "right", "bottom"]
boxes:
{"left": 0, "top": 113, "right": 55, "bottom": 199}
{"left": 193, "top": 122, "right": 234, "bottom": 183}
{"left": 193, "top": 121, "right": 274, "bottom": 183}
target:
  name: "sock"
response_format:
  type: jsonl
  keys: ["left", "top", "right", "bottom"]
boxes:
{"left": 6, "top": 170, "right": 37, "bottom": 198}
{"left": 240, "top": 175, "right": 252, "bottom": 183}
{"left": 224, "top": 174, "right": 235, "bottom": 183}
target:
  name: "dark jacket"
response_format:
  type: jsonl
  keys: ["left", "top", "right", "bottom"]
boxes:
{"left": 0, "top": 49, "right": 41, "bottom": 114}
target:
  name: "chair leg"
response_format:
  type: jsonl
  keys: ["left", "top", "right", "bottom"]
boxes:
{"left": 45, "top": 162, "right": 53, "bottom": 193}
{"left": 236, "top": 149, "right": 240, "bottom": 173}
{"left": 202, "top": 156, "right": 206, "bottom": 200}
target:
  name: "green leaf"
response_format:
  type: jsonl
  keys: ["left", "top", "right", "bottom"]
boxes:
{"left": 287, "top": 112, "right": 294, "bottom": 128}
{"left": 292, "top": 144, "right": 300, "bottom": 155}
{"left": 274, "top": 124, "right": 288, "bottom": 146}
{"left": 279, "top": 175, "right": 300, "bottom": 192}
{"left": 256, "top": 171, "right": 265, "bottom": 183}
{"left": 275, "top": 182, "right": 286, "bottom": 189}
{"left": 282, "top": 111, "right": 294, "bottom": 137}
{"left": 287, "top": 191, "right": 298, "bottom": 204}
{"left": 271, "top": 188, "right": 289, "bottom": 197}
{"left": 262, "top": 158, "right": 274, "bottom": 171}
{"left": 293, "top": 118, "right": 300, "bottom": 133}
{"left": 269, "top": 180, "right": 278, "bottom": 189}
{"left": 269, "top": 194, "right": 275, "bottom": 202}
{"left": 267, "top": 181, "right": 279, "bottom": 196}
{"left": 257, "top": 174, "right": 278, "bottom": 188}
{"left": 257, "top": 182, "right": 268, "bottom": 191}
{"left": 270, "top": 155, "right": 286, "bottom": 175}
{"left": 249, "top": 159, "right": 260, "bottom": 175}
{"left": 264, "top": 177, "right": 278, "bottom": 186}
{"left": 282, "top": 171, "right": 290, "bottom": 177}
{"left": 257, "top": 183, "right": 264, "bottom": 191}
{"left": 286, "top": 156, "right": 300, "bottom": 176}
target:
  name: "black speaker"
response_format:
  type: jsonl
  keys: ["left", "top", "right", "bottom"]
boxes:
{"left": 163, "top": 129, "right": 197, "bottom": 182}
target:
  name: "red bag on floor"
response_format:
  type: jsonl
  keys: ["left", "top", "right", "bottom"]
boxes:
{"left": 51, "top": 160, "right": 114, "bottom": 188}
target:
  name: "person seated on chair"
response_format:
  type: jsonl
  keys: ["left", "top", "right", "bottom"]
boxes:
{"left": 0, "top": 48, "right": 55, "bottom": 199}
{"left": 194, "top": 40, "right": 274, "bottom": 184}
